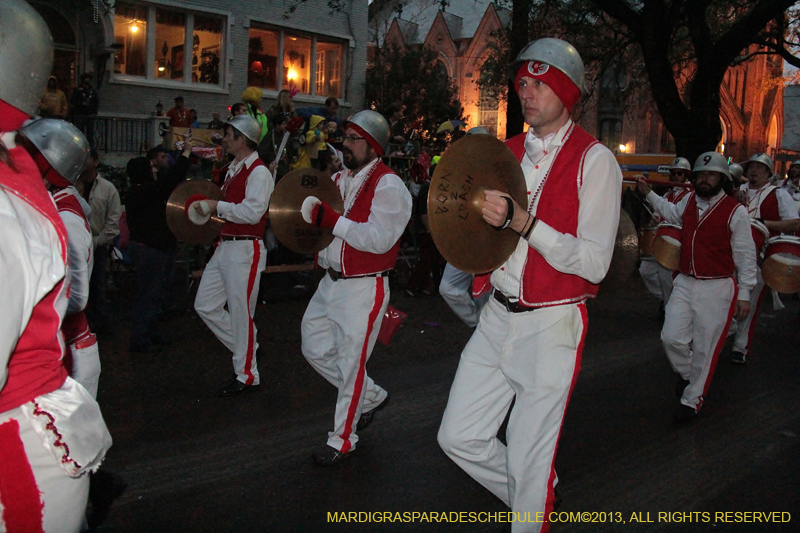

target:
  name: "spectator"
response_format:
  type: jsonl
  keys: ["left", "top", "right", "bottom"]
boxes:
{"left": 266, "top": 89, "right": 296, "bottom": 131}
{"left": 305, "top": 114, "right": 328, "bottom": 164}
{"left": 79, "top": 149, "right": 122, "bottom": 333}
{"left": 317, "top": 148, "right": 342, "bottom": 179}
{"left": 230, "top": 102, "right": 247, "bottom": 118}
{"left": 259, "top": 113, "right": 293, "bottom": 180}
{"left": 147, "top": 145, "right": 171, "bottom": 175}
{"left": 167, "top": 96, "right": 192, "bottom": 127}
{"left": 39, "top": 76, "right": 68, "bottom": 118}
{"left": 208, "top": 111, "right": 225, "bottom": 129}
{"left": 405, "top": 178, "right": 445, "bottom": 296}
{"left": 125, "top": 141, "right": 194, "bottom": 353}
{"left": 241, "top": 86, "right": 269, "bottom": 143}
{"left": 155, "top": 101, "right": 164, "bottom": 116}
{"left": 387, "top": 102, "right": 406, "bottom": 144}
{"left": 297, "top": 97, "right": 340, "bottom": 131}
{"left": 190, "top": 109, "right": 201, "bottom": 128}
{"left": 70, "top": 72, "right": 99, "bottom": 147}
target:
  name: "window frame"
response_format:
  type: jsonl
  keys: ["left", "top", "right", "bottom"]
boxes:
{"left": 247, "top": 20, "right": 350, "bottom": 101}
{"left": 111, "top": 1, "right": 230, "bottom": 94}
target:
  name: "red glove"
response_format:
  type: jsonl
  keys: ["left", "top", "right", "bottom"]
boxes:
{"left": 311, "top": 200, "right": 341, "bottom": 229}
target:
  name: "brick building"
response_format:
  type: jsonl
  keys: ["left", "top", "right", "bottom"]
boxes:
{"left": 370, "top": 0, "right": 784, "bottom": 166}
{"left": 27, "top": 0, "right": 369, "bottom": 148}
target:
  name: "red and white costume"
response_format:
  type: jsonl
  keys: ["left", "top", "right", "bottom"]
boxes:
{"left": 301, "top": 158, "right": 411, "bottom": 453}
{"left": 639, "top": 186, "right": 690, "bottom": 304}
{"left": 54, "top": 186, "right": 101, "bottom": 399}
{"left": 732, "top": 183, "right": 798, "bottom": 357}
{"left": 647, "top": 188, "right": 757, "bottom": 410}
{"left": 0, "top": 131, "right": 111, "bottom": 532}
{"left": 438, "top": 120, "right": 621, "bottom": 533}
{"left": 195, "top": 151, "right": 273, "bottom": 386}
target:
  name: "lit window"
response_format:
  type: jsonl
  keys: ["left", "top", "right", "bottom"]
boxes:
{"left": 248, "top": 25, "right": 344, "bottom": 97}
{"left": 113, "top": 2, "right": 225, "bottom": 86}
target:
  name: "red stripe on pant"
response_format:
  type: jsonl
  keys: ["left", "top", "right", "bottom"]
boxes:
{"left": 743, "top": 282, "right": 767, "bottom": 356}
{"left": 0, "top": 420, "right": 45, "bottom": 533}
{"left": 243, "top": 241, "right": 261, "bottom": 386}
{"left": 542, "top": 302, "right": 588, "bottom": 533}
{"left": 339, "top": 278, "right": 386, "bottom": 454}
{"left": 698, "top": 286, "right": 739, "bottom": 409}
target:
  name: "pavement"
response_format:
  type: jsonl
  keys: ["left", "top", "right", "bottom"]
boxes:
{"left": 92, "top": 270, "right": 800, "bottom": 532}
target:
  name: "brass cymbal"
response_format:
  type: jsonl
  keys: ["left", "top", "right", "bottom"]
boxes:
{"left": 600, "top": 209, "right": 639, "bottom": 288}
{"left": 268, "top": 168, "right": 344, "bottom": 254}
{"left": 428, "top": 134, "right": 527, "bottom": 273}
{"left": 166, "top": 179, "right": 225, "bottom": 244}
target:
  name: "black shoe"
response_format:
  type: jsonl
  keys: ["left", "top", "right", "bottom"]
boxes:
{"left": 675, "top": 377, "right": 690, "bottom": 398}
{"left": 731, "top": 351, "right": 746, "bottom": 364}
{"left": 87, "top": 470, "right": 127, "bottom": 531}
{"left": 312, "top": 444, "right": 353, "bottom": 466}
{"left": 220, "top": 379, "right": 259, "bottom": 396}
{"left": 129, "top": 343, "right": 162, "bottom": 354}
{"left": 357, "top": 394, "right": 390, "bottom": 431}
{"left": 673, "top": 404, "right": 698, "bottom": 422}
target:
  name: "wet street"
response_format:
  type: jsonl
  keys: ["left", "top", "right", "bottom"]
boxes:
{"left": 94, "top": 270, "right": 800, "bottom": 532}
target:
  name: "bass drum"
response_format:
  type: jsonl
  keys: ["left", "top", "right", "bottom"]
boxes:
{"left": 761, "top": 236, "right": 800, "bottom": 293}
{"left": 651, "top": 223, "right": 682, "bottom": 271}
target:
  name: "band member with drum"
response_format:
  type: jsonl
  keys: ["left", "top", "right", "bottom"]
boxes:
{"left": 639, "top": 157, "right": 692, "bottom": 310}
{"left": 17, "top": 119, "right": 103, "bottom": 398}
{"left": 638, "top": 152, "right": 757, "bottom": 420}
{"left": 0, "top": 2, "right": 111, "bottom": 530}
{"left": 730, "top": 153, "right": 799, "bottom": 364}
{"left": 299, "top": 110, "right": 412, "bottom": 466}
{"left": 437, "top": 38, "right": 622, "bottom": 532}
{"left": 193, "top": 115, "right": 274, "bottom": 395}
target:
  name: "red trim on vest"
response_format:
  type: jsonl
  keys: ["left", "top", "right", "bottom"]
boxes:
{"left": 54, "top": 188, "right": 91, "bottom": 233}
{"left": 506, "top": 125, "right": 602, "bottom": 307}
{"left": 0, "top": 420, "right": 45, "bottom": 533}
{"left": 339, "top": 277, "right": 386, "bottom": 454}
{"left": 220, "top": 158, "right": 267, "bottom": 238}
{"left": 666, "top": 187, "right": 690, "bottom": 204}
{"left": 0, "top": 146, "right": 68, "bottom": 414}
{"left": 542, "top": 302, "right": 587, "bottom": 532}
{"left": 679, "top": 194, "right": 740, "bottom": 279}
{"left": 339, "top": 162, "right": 401, "bottom": 277}
{"left": 243, "top": 240, "right": 261, "bottom": 386}
{"left": 755, "top": 189, "right": 781, "bottom": 236}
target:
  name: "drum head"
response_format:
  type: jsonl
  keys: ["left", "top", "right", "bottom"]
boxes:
{"left": 652, "top": 224, "right": 682, "bottom": 270}
{"left": 762, "top": 236, "right": 800, "bottom": 293}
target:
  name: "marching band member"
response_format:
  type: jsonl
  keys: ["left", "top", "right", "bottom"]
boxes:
{"left": 194, "top": 115, "right": 274, "bottom": 395}
{"left": 437, "top": 38, "right": 622, "bottom": 532}
{"left": 299, "top": 110, "right": 412, "bottom": 465}
{"left": 0, "top": 2, "right": 111, "bottom": 530}
{"left": 731, "top": 153, "right": 799, "bottom": 364}
{"left": 638, "top": 152, "right": 757, "bottom": 419}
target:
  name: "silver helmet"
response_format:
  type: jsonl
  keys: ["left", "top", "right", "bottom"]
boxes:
{"left": 669, "top": 157, "right": 691, "bottom": 172}
{"left": 0, "top": 0, "right": 54, "bottom": 116}
{"left": 226, "top": 115, "right": 262, "bottom": 145}
{"left": 693, "top": 151, "right": 731, "bottom": 181}
{"left": 19, "top": 118, "right": 89, "bottom": 185}
{"left": 728, "top": 162, "right": 744, "bottom": 182}
{"left": 466, "top": 126, "right": 490, "bottom": 136}
{"left": 345, "top": 110, "right": 391, "bottom": 155}
{"left": 511, "top": 38, "right": 585, "bottom": 95}
{"left": 742, "top": 152, "right": 774, "bottom": 175}
{"left": 790, "top": 160, "right": 800, "bottom": 168}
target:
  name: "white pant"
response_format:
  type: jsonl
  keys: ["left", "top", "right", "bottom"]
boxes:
{"left": 0, "top": 409, "right": 90, "bottom": 533}
{"left": 438, "top": 298, "right": 587, "bottom": 533}
{"left": 439, "top": 263, "right": 489, "bottom": 328}
{"left": 69, "top": 337, "right": 100, "bottom": 400}
{"left": 662, "top": 275, "right": 737, "bottom": 410}
{"left": 195, "top": 240, "right": 266, "bottom": 385}
{"left": 301, "top": 273, "right": 390, "bottom": 453}
{"left": 639, "top": 259, "right": 674, "bottom": 304}
{"left": 732, "top": 269, "right": 766, "bottom": 356}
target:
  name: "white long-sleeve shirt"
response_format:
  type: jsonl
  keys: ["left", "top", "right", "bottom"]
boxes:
{"left": 492, "top": 120, "right": 623, "bottom": 296}
{"left": 55, "top": 187, "right": 94, "bottom": 314}
{"left": 85, "top": 175, "right": 121, "bottom": 248}
{"left": 646, "top": 189, "right": 757, "bottom": 300}
{"left": 216, "top": 151, "right": 274, "bottom": 225}
{"left": 739, "top": 182, "right": 799, "bottom": 220}
{"left": 318, "top": 159, "right": 412, "bottom": 271}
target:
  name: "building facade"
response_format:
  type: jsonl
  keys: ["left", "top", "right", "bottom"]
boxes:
{"left": 28, "top": 0, "right": 368, "bottom": 134}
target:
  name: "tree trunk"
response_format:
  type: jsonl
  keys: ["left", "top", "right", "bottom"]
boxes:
{"left": 506, "top": 0, "right": 532, "bottom": 138}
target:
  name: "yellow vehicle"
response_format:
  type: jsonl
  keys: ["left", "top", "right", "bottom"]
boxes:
{"left": 616, "top": 153, "right": 676, "bottom": 189}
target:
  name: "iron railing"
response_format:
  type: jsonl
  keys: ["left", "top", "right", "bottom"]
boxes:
{"left": 73, "top": 116, "right": 156, "bottom": 154}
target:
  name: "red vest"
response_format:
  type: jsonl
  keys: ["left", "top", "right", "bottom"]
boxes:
{"left": 0, "top": 145, "right": 69, "bottom": 414}
{"left": 506, "top": 124, "right": 602, "bottom": 307}
{"left": 220, "top": 157, "right": 268, "bottom": 238}
{"left": 336, "top": 161, "right": 401, "bottom": 277}
{"left": 748, "top": 186, "right": 781, "bottom": 236}
{"left": 678, "top": 193, "right": 740, "bottom": 279}
{"left": 666, "top": 187, "right": 690, "bottom": 204}
{"left": 54, "top": 187, "right": 91, "bottom": 232}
